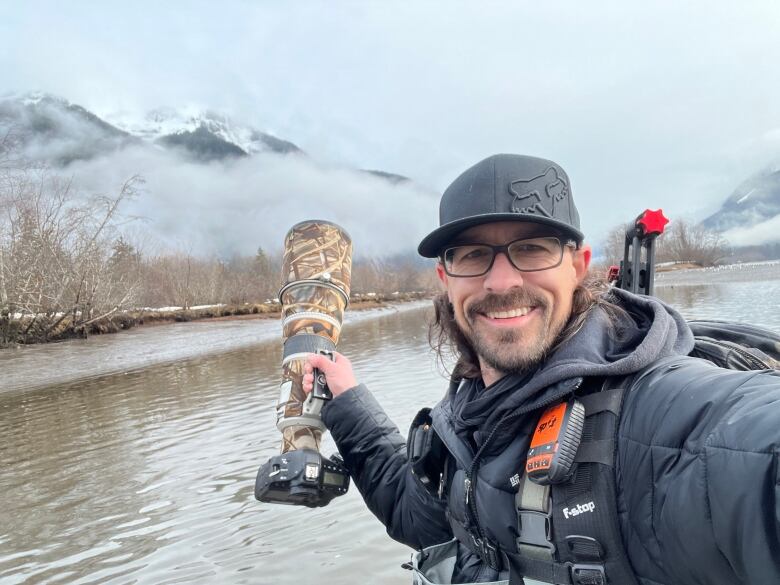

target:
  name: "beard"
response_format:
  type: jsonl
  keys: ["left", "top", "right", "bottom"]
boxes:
{"left": 460, "top": 288, "right": 567, "bottom": 375}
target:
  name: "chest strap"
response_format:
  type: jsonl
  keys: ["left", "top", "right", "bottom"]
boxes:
{"left": 515, "top": 473, "right": 603, "bottom": 585}
{"left": 516, "top": 472, "right": 554, "bottom": 557}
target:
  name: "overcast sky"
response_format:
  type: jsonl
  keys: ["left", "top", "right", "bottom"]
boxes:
{"left": 3, "top": 1, "right": 780, "bottom": 254}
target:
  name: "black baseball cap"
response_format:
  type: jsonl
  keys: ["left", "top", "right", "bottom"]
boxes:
{"left": 418, "top": 154, "right": 584, "bottom": 258}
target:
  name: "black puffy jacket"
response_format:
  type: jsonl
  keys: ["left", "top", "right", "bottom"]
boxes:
{"left": 322, "top": 289, "right": 780, "bottom": 584}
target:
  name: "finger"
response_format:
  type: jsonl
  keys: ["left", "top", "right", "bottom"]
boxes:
{"left": 307, "top": 354, "right": 327, "bottom": 370}
{"left": 309, "top": 352, "right": 338, "bottom": 373}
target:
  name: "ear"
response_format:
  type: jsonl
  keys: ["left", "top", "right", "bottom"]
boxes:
{"left": 436, "top": 262, "right": 449, "bottom": 291}
{"left": 573, "top": 244, "right": 591, "bottom": 283}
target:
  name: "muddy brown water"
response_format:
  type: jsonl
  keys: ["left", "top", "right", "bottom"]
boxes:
{"left": 1, "top": 282, "right": 778, "bottom": 584}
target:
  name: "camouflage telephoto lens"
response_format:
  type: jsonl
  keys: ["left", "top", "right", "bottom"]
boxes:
{"left": 274, "top": 220, "right": 352, "bottom": 453}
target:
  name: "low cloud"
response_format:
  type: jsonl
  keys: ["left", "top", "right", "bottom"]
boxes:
{"left": 722, "top": 215, "right": 780, "bottom": 247}
{"left": 65, "top": 144, "right": 439, "bottom": 259}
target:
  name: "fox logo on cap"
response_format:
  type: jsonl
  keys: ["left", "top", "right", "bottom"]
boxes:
{"left": 509, "top": 167, "right": 569, "bottom": 219}
{"left": 416, "top": 155, "right": 584, "bottom": 258}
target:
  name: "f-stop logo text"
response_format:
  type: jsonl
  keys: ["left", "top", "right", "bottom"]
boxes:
{"left": 562, "top": 501, "right": 596, "bottom": 519}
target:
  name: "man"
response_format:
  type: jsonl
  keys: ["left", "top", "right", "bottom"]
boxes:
{"left": 304, "top": 154, "right": 780, "bottom": 584}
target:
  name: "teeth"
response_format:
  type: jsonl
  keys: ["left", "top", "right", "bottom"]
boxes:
{"left": 486, "top": 307, "right": 531, "bottom": 319}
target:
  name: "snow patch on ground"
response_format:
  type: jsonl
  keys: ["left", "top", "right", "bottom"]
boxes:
{"left": 140, "top": 304, "right": 226, "bottom": 312}
{"left": 656, "top": 259, "right": 780, "bottom": 286}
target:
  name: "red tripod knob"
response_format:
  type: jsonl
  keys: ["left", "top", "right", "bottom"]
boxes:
{"left": 636, "top": 209, "right": 669, "bottom": 237}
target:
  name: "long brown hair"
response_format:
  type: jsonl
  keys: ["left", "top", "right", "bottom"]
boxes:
{"left": 428, "top": 277, "right": 625, "bottom": 379}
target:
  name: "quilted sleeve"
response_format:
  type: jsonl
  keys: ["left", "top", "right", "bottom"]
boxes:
{"left": 322, "top": 384, "right": 452, "bottom": 550}
{"left": 618, "top": 358, "right": 780, "bottom": 585}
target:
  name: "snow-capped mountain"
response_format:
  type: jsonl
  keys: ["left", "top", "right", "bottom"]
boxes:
{"left": 0, "top": 92, "right": 415, "bottom": 184}
{"left": 0, "top": 92, "right": 138, "bottom": 165}
{"left": 702, "top": 170, "right": 780, "bottom": 236}
{"left": 108, "top": 106, "right": 302, "bottom": 159}
{"left": 0, "top": 92, "right": 302, "bottom": 164}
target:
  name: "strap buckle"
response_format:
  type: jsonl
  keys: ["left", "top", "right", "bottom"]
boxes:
{"left": 571, "top": 563, "right": 606, "bottom": 585}
{"left": 471, "top": 534, "right": 503, "bottom": 571}
{"left": 517, "top": 510, "right": 555, "bottom": 552}
{"left": 565, "top": 535, "right": 604, "bottom": 562}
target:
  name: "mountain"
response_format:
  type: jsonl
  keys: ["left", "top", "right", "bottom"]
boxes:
{"left": 0, "top": 92, "right": 303, "bottom": 164}
{"left": 112, "top": 107, "right": 303, "bottom": 161}
{"left": 702, "top": 170, "right": 780, "bottom": 236}
{"left": 157, "top": 126, "right": 250, "bottom": 161}
{"left": 0, "top": 92, "right": 138, "bottom": 165}
{"left": 0, "top": 93, "right": 412, "bottom": 185}
{"left": 361, "top": 169, "right": 410, "bottom": 184}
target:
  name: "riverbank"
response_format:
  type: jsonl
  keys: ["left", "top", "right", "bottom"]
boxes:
{"left": 0, "top": 299, "right": 433, "bottom": 395}
{"left": 1, "top": 292, "right": 433, "bottom": 347}
{"left": 655, "top": 259, "right": 780, "bottom": 286}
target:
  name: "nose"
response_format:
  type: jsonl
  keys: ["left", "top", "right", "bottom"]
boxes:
{"left": 483, "top": 250, "right": 524, "bottom": 292}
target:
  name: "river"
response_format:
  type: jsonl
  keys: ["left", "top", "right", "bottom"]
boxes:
{"left": 1, "top": 278, "right": 779, "bottom": 584}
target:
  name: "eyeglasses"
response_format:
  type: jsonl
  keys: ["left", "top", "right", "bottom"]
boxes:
{"left": 441, "top": 236, "right": 576, "bottom": 277}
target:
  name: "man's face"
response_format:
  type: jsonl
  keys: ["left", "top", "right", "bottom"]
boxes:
{"left": 436, "top": 221, "right": 591, "bottom": 380}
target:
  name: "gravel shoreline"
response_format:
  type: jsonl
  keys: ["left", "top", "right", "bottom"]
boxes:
{"left": 655, "top": 260, "right": 780, "bottom": 286}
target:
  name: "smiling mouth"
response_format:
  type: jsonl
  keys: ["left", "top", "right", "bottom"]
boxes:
{"left": 467, "top": 291, "right": 546, "bottom": 325}
{"left": 484, "top": 306, "right": 533, "bottom": 319}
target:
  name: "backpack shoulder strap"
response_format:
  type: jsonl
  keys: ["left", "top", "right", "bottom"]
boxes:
{"left": 507, "top": 376, "right": 639, "bottom": 585}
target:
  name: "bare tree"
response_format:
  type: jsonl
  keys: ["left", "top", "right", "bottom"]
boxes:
{"left": 0, "top": 168, "right": 143, "bottom": 342}
{"left": 600, "top": 222, "right": 631, "bottom": 266}
{"left": 601, "top": 217, "right": 729, "bottom": 269}
{"left": 658, "top": 219, "right": 730, "bottom": 266}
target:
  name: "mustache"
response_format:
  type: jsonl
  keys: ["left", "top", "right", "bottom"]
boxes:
{"left": 466, "top": 289, "right": 548, "bottom": 319}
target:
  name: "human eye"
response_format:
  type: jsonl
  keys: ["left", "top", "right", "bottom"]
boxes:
{"left": 460, "top": 246, "right": 488, "bottom": 260}
{"left": 510, "top": 238, "right": 558, "bottom": 256}
{"left": 514, "top": 242, "right": 544, "bottom": 252}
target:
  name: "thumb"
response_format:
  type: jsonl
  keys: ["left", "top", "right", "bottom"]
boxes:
{"left": 307, "top": 352, "right": 334, "bottom": 372}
